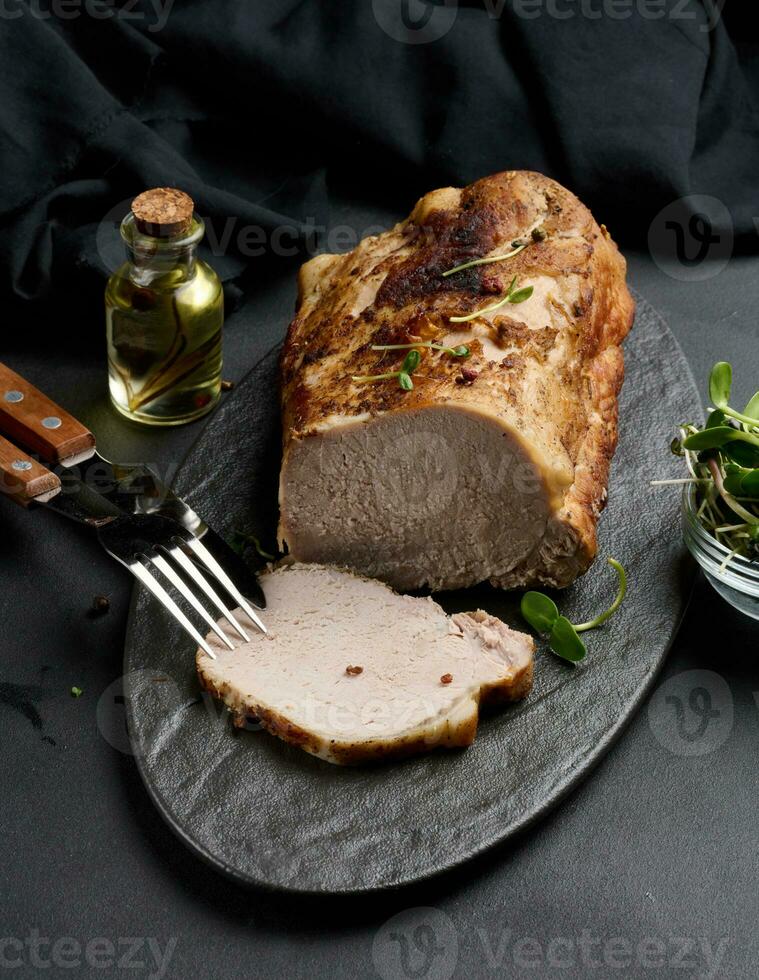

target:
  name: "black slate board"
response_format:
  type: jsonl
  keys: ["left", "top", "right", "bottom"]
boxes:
{"left": 124, "top": 293, "right": 701, "bottom": 894}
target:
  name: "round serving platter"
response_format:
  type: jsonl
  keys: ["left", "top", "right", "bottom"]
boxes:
{"left": 124, "top": 293, "right": 701, "bottom": 894}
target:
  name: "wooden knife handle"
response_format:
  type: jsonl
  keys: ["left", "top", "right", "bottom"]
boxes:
{"left": 0, "top": 435, "right": 61, "bottom": 507}
{"left": 0, "top": 362, "right": 96, "bottom": 466}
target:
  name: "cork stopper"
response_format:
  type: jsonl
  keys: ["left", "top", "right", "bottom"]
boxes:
{"left": 131, "top": 188, "right": 194, "bottom": 238}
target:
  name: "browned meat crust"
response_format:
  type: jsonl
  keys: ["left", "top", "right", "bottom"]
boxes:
{"left": 279, "top": 171, "right": 635, "bottom": 591}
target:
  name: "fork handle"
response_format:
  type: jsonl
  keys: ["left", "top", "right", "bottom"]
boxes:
{"left": 0, "top": 362, "right": 96, "bottom": 466}
{"left": 0, "top": 435, "right": 61, "bottom": 507}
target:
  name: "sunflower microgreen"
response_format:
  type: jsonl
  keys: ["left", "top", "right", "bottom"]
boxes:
{"left": 442, "top": 243, "right": 527, "bottom": 278}
{"left": 520, "top": 558, "right": 627, "bottom": 664}
{"left": 449, "top": 276, "right": 534, "bottom": 324}
{"left": 654, "top": 361, "right": 759, "bottom": 568}
{"left": 352, "top": 349, "right": 422, "bottom": 391}
{"left": 371, "top": 342, "right": 471, "bottom": 359}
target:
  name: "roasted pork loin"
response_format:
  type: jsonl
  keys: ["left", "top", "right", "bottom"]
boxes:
{"left": 278, "top": 171, "right": 635, "bottom": 591}
{"left": 196, "top": 564, "right": 533, "bottom": 766}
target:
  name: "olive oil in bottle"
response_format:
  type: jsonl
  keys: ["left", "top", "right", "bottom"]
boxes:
{"left": 106, "top": 188, "right": 223, "bottom": 426}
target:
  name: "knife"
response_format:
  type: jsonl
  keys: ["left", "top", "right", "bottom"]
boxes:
{"left": 0, "top": 363, "right": 266, "bottom": 609}
{"left": 0, "top": 433, "right": 266, "bottom": 651}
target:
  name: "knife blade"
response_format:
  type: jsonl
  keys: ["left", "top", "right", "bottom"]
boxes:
{"left": 78, "top": 454, "right": 268, "bottom": 610}
{"left": 0, "top": 435, "right": 266, "bottom": 649}
{"left": 0, "top": 433, "right": 120, "bottom": 525}
{"left": 0, "top": 362, "right": 267, "bottom": 609}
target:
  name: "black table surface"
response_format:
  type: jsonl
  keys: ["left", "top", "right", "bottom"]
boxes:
{"left": 2, "top": 248, "right": 758, "bottom": 979}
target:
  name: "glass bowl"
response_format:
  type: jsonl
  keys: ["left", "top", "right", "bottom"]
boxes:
{"left": 682, "top": 484, "right": 759, "bottom": 619}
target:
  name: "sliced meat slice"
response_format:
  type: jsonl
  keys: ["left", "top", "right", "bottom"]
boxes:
{"left": 196, "top": 563, "right": 534, "bottom": 766}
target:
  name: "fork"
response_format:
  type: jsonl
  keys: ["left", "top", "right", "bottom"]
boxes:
{"left": 0, "top": 434, "right": 265, "bottom": 659}
{"left": 98, "top": 514, "right": 266, "bottom": 659}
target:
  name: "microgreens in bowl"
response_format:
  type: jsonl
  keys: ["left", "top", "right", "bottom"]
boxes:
{"left": 654, "top": 361, "right": 759, "bottom": 570}
{"left": 521, "top": 558, "right": 628, "bottom": 663}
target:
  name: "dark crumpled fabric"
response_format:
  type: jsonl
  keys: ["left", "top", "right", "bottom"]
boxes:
{"left": 0, "top": 0, "right": 757, "bottom": 339}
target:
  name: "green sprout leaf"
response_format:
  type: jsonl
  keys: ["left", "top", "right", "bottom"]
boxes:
{"left": 442, "top": 243, "right": 527, "bottom": 278}
{"left": 574, "top": 558, "right": 628, "bottom": 632}
{"left": 738, "top": 470, "right": 759, "bottom": 498}
{"left": 507, "top": 285, "right": 534, "bottom": 304}
{"left": 705, "top": 409, "right": 726, "bottom": 429}
{"left": 353, "top": 347, "right": 423, "bottom": 391}
{"left": 71, "top": 686, "right": 83, "bottom": 698}
{"left": 371, "top": 342, "right": 470, "bottom": 358}
{"left": 520, "top": 591, "right": 559, "bottom": 633}
{"left": 709, "top": 361, "right": 732, "bottom": 410}
{"left": 669, "top": 361, "right": 759, "bottom": 567}
{"left": 682, "top": 427, "right": 740, "bottom": 451}
{"left": 520, "top": 558, "right": 626, "bottom": 665}
{"left": 549, "top": 616, "right": 587, "bottom": 663}
{"left": 450, "top": 277, "right": 534, "bottom": 324}
{"left": 744, "top": 391, "right": 759, "bottom": 422}
{"left": 723, "top": 472, "right": 745, "bottom": 496}
{"left": 401, "top": 349, "right": 421, "bottom": 374}
{"left": 724, "top": 441, "right": 759, "bottom": 468}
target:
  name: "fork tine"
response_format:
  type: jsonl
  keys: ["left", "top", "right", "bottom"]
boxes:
{"left": 182, "top": 536, "right": 268, "bottom": 635}
{"left": 130, "top": 560, "right": 217, "bottom": 660}
{"left": 168, "top": 545, "right": 252, "bottom": 643}
{"left": 149, "top": 553, "right": 235, "bottom": 652}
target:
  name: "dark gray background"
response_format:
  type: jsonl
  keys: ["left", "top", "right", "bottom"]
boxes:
{"left": 1, "top": 247, "right": 757, "bottom": 978}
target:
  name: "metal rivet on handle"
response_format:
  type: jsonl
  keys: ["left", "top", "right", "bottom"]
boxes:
{"left": 4, "top": 391, "right": 23, "bottom": 403}
{"left": 12, "top": 460, "right": 32, "bottom": 471}
{"left": 42, "top": 417, "right": 62, "bottom": 430}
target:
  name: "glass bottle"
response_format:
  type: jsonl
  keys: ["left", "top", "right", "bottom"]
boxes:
{"left": 105, "top": 188, "right": 223, "bottom": 426}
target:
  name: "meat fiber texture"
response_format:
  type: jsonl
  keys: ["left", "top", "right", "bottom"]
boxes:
{"left": 278, "top": 171, "right": 635, "bottom": 591}
{"left": 196, "top": 564, "right": 534, "bottom": 766}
